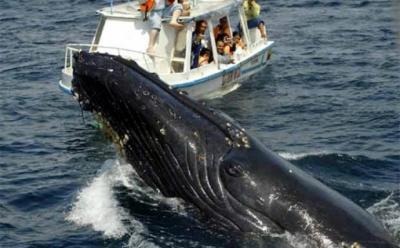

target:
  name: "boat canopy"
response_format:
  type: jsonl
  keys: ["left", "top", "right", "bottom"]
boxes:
{"left": 98, "top": 0, "right": 243, "bottom": 22}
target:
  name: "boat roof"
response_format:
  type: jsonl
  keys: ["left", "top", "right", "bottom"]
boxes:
{"left": 97, "top": 0, "right": 242, "bottom": 22}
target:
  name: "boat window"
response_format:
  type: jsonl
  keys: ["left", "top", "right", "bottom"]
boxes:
{"left": 209, "top": 16, "right": 238, "bottom": 65}
{"left": 211, "top": 16, "right": 231, "bottom": 62}
{"left": 212, "top": 12, "right": 249, "bottom": 64}
{"left": 229, "top": 11, "right": 248, "bottom": 62}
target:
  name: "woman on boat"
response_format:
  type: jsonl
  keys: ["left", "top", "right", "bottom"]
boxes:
{"left": 243, "top": 0, "right": 267, "bottom": 39}
{"left": 233, "top": 31, "right": 246, "bottom": 49}
{"left": 232, "top": 31, "right": 246, "bottom": 62}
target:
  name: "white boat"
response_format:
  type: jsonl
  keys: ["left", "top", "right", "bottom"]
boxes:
{"left": 59, "top": 0, "right": 274, "bottom": 99}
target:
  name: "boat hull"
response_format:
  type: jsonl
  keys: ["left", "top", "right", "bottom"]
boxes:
{"left": 178, "top": 45, "right": 272, "bottom": 99}
{"left": 59, "top": 42, "right": 273, "bottom": 100}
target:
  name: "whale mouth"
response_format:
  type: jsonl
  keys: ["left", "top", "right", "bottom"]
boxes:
{"left": 222, "top": 188, "right": 338, "bottom": 247}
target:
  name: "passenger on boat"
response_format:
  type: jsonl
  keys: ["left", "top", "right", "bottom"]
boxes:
{"left": 198, "top": 48, "right": 211, "bottom": 66}
{"left": 213, "top": 17, "right": 231, "bottom": 39}
{"left": 216, "top": 40, "right": 234, "bottom": 64}
{"left": 178, "top": 0, "right": 191, "bottom": 16}
{"left": 146, "top": 0, "right": 184, "bottom": 54}
{"left": 191, "top": 20, "right": 209, "bottom": 68}
{"left": 233, "top": 31, "right": 246, "bottom": 49}
{"left": 232, "top": 31, "right": 246, "bottom": 62}
{"left": 243, "top": 0, "right": 267, "bottom": 39}
{"left": 216, "top": 33, "right": 233, "bottom": 55}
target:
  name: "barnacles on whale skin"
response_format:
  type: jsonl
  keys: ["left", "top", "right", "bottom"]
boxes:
{"left": 94, "top": 112, "right": 126, "bottom": 157}
{"left": 225, "top": 122, "right": 251, "bottom": 149}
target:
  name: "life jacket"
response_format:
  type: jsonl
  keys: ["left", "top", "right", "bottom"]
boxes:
{"left": 139, "top": 0, "right": 155, "bottom": 13}
{"left": 139, "top": 0, "right": 175, "bottom": 13}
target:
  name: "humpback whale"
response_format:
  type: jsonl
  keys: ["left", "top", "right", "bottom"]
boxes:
{"left": 71, "top": 51, "right": 397, "bottom": 248}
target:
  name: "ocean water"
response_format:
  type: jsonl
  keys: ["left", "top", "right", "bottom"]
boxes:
{"left": 0, "top": 0, "right": 399, "bottom": 247}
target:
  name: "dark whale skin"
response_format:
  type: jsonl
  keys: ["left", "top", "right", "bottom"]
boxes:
{"left": 71, "top": 51, "right": 398, "bottom": 248}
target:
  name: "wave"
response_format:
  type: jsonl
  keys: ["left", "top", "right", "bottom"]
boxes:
{"left": 66, "top": 159, "right": 132, "bottom": 238}
{"left": 277, "top": 151, "right": 399, "bottom": 204}
{"left": 66, "top": 159, "right": 161, "bottom": 244}
{"left": 278, "top": 151, "right": 330, "bottom": 160}
{"left": 279, "top": 1, "right": 341, "bottom": 8}
{"left": 66, "top": 159, "right": 186, "bottom": 247}
{"left": 271, "top": 0, "right": 373, "bottom": 9}
{"left": 367, "top": 191, "right": 400, "bottom": 241}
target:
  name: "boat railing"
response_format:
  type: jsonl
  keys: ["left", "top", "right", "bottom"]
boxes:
{"left": 63, "top": 44, "right": 169, "bottom": 74}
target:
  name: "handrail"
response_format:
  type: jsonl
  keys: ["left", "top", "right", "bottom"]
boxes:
{"left": 66, "top": 44, "right": 168, "bottom": 59}
{"left": 63, "top": 43, "right": 169, "bottom": 73}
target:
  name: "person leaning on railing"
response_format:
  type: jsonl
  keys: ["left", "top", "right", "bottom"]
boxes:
{"left": 242, "top": 0, "right": 267, "bottom": 39}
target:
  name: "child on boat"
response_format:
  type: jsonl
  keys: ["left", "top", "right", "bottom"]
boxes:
{"left": 232, "top": 31, "right": 246, "bottom": 62}
{"left": 145, "top": 0, "right": 185, "bottom": 54}
{"left": 243, "top": 0, "right": 267, "bottom": 39}
{"left": 233, "top": 31, "right": 246, "bottom": 49}
{"left": 198, "top": 48, "right": 211, "bottom": 66}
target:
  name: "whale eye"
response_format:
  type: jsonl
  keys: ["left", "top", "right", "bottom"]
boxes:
{"left": 225, "top": 163, "right": 245, "bottom": 177}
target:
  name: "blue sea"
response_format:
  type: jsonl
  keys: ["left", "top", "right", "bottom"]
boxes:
{"left": 0, "top": 0, "right": 399, "bottom": 247}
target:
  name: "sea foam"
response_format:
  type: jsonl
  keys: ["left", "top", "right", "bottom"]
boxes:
{"left": 367, "top": 191, "right": 400, "bottom": 240}
{"left": 66, "top": 158, "right": 184, "bottom": 247}
{"left": 66, "top": 159, "right": 132, "bottom": 238}
{"left": 278, "top": 151, "right": 330, "bottom": 160}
